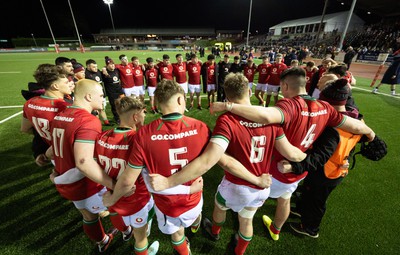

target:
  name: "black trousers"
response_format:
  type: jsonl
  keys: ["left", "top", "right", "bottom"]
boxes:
{"left": 108, "top": 93, "right": 120, "bottom": 122}
{"left": 296, "top": 171, "right": 344, "bottom": 233}
{"left": 217, "top": 83, "right": 226, "bottom": 102}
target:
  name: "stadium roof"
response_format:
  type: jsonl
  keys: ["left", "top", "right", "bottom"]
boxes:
{"left": 269, "top": 11, "right": 362, "bottom": 29}
{"left": 98, "top": 28, "right": 216, "bottom": 36}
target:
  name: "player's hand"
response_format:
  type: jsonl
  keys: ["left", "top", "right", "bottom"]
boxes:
{"left": 36, "top": 153, "right": 50, "bottom": 167}
{"left": 340, "top": 160, "right": 350, "bottom": 170}
{"left": 189, "top": 177, "right": 203, "bottom": 194}
{"left": 123, "top": 185, "right": 136, "bottom": 197}
{"left": 278, "top": 160, "right": 293, "bottom": 174}
{"left": 149, "top": 174, "right": 169, "bottom": 191}
{"left": 256, "top": 173, "right": 272, "bottom": 189}
{"left": 366, "top": 130, "right": 375, "bottom": 142}
{"left": 210, "top": 102, "right": 226, "bottom": 114}
{"left": 102, "top": 191, "right": 116, "bottom": 207}
{"left": 101, "top": 68, "right": 110, "bottom": 77}
{"left": 49, "top": 169, "right": 58, "bottom": 184}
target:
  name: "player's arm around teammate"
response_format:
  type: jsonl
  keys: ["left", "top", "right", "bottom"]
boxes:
{"left": 211, "top": 98, "right": 375, "bottom": 141}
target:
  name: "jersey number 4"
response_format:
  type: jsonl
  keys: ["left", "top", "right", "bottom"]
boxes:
{"left": 300, "top": 124, "right": 316, "bottom": 148}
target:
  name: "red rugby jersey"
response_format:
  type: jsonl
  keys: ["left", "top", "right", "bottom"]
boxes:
{"left": 187, "top": 62, "right": 202, "bottom": 85}
{"left": 204, "top": 62, "right": 216, "bottom": 84}
{"left": 243, "top": 63, "right": 257, "bottom": 83}
{"left": 211, "top": 112, "right": 284, "bottom": 189}
{"left": 267, "top": 63, "right": 288, "bottom": 85}
{"left": 132, "top": 64, "right": 145, "bottom": 86}
{"left": 23, "top": 95, "right": 69, "bottom": 145}
{"left": 172, "top": 62, "right": 187, "bottom": 83}
{"left": 304, "top": 67, "right": 318, "bottom": 92}
{"left": 115, "top": 63, "right": 135, "bottom": 88}
{"left": 94, "top": 128, "right": 150, "bottom": 216}
{"left": 51, "top": 106, "right": 104, "bottom": 201}
{"left": 256, "top": 63, "right": 270, "bottom": 84}
{"left": 157, "top": 63, "right": 173, "bottom": 80}
{"left": 128, "top": 113, "right": 210, "bottom": 217}
{"left": 270, "top": 95, "right": 345, "bottom": 183}
{"left": 145, "top": 68, "right": 159, "bottom": 87}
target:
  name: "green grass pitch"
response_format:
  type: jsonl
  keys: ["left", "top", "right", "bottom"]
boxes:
{"left": 0, "top": 51, "right": 399, "bottom": 254}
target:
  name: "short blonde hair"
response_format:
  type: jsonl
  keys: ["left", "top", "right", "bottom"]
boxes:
{"left": 223, "top": 73, "right": 249, "bottom": 100}
{"left": 115, "top": 96, "right": 145, "bottom": 116}
{"left": 154, "top": 79, "right": 184, "bottom": 105}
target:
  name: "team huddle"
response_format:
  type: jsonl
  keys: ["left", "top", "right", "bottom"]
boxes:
{"left": 21, "top": 53, "right": 378, "bottom": 255}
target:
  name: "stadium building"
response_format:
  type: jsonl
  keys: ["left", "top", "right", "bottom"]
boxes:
{"left": 93, "top": 28, "right": 242, "bottom": 50}
{"left": 268, "top": 11, "right": 364, "bottom": 38}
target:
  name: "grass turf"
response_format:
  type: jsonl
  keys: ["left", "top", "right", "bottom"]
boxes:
{"left": 0, "top": 51, "right": 399, "bottom": 254}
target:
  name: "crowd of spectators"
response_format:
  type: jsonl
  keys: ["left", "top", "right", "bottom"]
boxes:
{"left": 245, "top": 16, "right": 400, "bottom": 59}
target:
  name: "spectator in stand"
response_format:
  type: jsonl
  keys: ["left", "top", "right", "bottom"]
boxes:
{"left": 298, "top": 47, "right": 309, "bottom": 65}
{"left": 343, "top": 46, "right": 357, "bottom": 70}
{"left": 284, "top": 50, "right": 297, "bottom": 66}
{"left": 269, "top": 50, "right": 276, "bottom": 63}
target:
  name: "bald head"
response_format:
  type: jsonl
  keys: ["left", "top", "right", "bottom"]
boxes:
{"left": 74, "top": 79, "right": 102, "bottom": 97}
{"left": 74, "top": 79, "right": 104, "bottom": 111}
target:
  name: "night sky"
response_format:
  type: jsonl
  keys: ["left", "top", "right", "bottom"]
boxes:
{"left": 2, "top": 0, "right": 380, "bottom": 39}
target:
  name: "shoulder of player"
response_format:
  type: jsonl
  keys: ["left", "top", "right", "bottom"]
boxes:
{"left": 182, "top": 115, "right": 209, "bottom": 128}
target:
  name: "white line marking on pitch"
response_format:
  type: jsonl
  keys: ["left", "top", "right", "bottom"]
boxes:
{"left": 0, "top": 71, "right": 22, "bottom": 74}
{"left": 0, "top": 105, "right": 23, "bottom": 109}
{"left": 352, "top": 87, "right": 400, "bottom": 99}
{"left": 0, "top": 111, "right": 23, "bottom": 124}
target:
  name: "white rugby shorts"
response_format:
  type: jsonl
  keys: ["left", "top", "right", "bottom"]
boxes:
{"left": 122, "top": 196, "right": 154, "bottom": 228}
{"left": 215, "top": 177, "right": 269, "bottom": 212}
{"left": 269, "top": 177, "right": 304, "bottom": 199}
{"left": 154, "top": 196, "right": 203, "bottom": 235}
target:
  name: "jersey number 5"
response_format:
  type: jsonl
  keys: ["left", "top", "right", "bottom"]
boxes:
{"left": 250, "top": 136, "right": 266, "bottom": 163}
{"left": 169, "top": 147, "right": 188, "bottom": 175}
